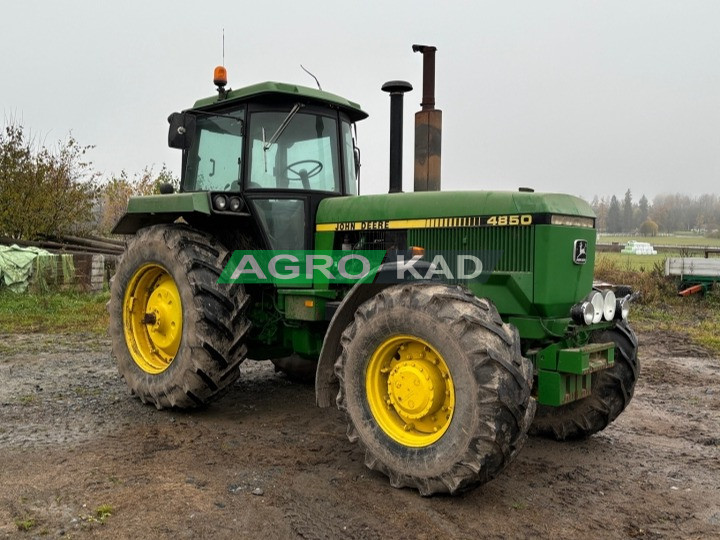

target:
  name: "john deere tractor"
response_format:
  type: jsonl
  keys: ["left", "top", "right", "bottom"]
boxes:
{"left": 110, "top": 47, "right": 638, "bottom": 495}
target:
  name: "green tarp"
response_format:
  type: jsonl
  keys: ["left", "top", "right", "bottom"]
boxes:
{"left": 0, "top": 245, "right": 75, "bottom": 293}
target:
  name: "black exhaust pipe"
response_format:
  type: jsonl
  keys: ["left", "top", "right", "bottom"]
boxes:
{"left": 382, "top": 80, "right": 413, "bottom": 193}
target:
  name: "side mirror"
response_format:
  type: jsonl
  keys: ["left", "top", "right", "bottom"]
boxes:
{"left": 158, "top": 182, "right": 174, "bottom": 194}
{"left": 167, "top": 112, "right": 197, "bottom": 149}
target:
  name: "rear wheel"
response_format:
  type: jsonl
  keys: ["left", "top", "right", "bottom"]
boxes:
{"left": 335, "top": 283, "right": 535, "bottom": 495}
{"left": 110, "top": 224, "right": 250, "bottom": 409}
{"left": 530, "top": 322, "right": 639, "bottom": 440}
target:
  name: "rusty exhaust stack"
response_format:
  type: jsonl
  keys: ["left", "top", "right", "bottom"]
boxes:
{"left": 382, "top": 80, "right": 413, "bottom": 193}
{"left": 412, "top": 44, "right": 442, "bottom": 191}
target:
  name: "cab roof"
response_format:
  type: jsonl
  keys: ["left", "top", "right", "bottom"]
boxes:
{"left": 191, "top": 81, "right": 369, "bottom": 122}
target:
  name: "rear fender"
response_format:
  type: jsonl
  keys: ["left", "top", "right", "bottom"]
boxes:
{"left": 111, "top": 193, "right": 213, "bottom": 235}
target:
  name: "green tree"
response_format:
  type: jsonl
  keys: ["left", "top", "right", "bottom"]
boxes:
{"left": 0, "top": 124, "right": 99, "bottom": 239}
{"left": 637, "top": 195, "right": 649, "bottom": 227}
{"left": 622, "top": 189, "right": 634, "bottom": 233}
{"left": 98, "top": 165, "right": 179, "bottom": 235}
{"left": 607, "top": 195, "right": 622, "bottom": 233}
{"left": 639, "top": 219, "right": 658, "bottom": 237}
{"left": 591, "top": 195, "right": 607, "bottom": 231}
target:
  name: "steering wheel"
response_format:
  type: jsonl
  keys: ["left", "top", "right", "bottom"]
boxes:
{"left": 287, "top": 159, "right": 323, "bottom": 179}
{"left": 286, "top": 159, "right": 323, "bottom": 183}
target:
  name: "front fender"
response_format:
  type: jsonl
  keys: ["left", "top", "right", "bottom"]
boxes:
{"left": 315, "top": 260, "right": 436, "bottom": 408}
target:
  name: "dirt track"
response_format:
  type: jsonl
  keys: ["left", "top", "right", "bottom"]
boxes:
{"left": 0, "top": 330, "right": 718, "bottom": 539}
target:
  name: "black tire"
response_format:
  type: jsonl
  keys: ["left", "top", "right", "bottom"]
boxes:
{"left": 614, "top": 285, "right": 634, "bottom": 298}
{"left": 109, "top": 224, "right": 250, "bottom": 409}
{"left": 271, "top": 354, "right": 317, "bottom": 384}
{"left": 335, "top": 283, "right": 535, "bottom": 496}
{"left": 530, "top": 321, "right": 639, "bottom": 440}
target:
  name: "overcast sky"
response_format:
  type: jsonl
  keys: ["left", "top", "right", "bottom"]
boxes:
{"left": 2, "top": 0, "right": 719, "bottom": 201}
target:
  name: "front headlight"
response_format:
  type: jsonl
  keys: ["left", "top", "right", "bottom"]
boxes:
{"left": 213, "top": 194, "right": 228, "bottom": 211}
{"left": 588, "top": 291, "right": 604, "bottom": 324}
{"left": 229, "top": 197, "right": 243, "bottom": 211}
{"left": 602, "top": 290, "right": 616, "bottom": 321}
{"left": 550, "top": 215, "right": 595, "bottom": 228}
{"left": 615, "top": 296, "right": 630, "bottom": 320}
{"left": 571, "top": 301, "right": 595, "bottom": 325}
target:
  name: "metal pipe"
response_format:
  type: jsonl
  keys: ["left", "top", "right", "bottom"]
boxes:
{"left": 412, "top": 44, "right": 437, "bottom": 111}
{"left": 382, "top": 80, "right": 413, "bottom": 193}
{"left": 412, "top": 44, "right": 442, "bottom": 191}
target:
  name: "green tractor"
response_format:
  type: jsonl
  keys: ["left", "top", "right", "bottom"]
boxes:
{"left": 109, "top": 48, "right": 638, "bottom": 495}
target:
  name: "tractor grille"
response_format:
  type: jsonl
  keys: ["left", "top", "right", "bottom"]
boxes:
{"left": 343, "top": 230, "right": 406, "bottom": 252}
{"left": 408, "top": 226, "right": 534, "bottom": 273}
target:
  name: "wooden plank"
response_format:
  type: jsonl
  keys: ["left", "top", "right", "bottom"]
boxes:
{"left": 665, "top": 257, "right": 720, "bottom": 278}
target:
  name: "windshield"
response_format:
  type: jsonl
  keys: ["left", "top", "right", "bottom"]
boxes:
{"left": 248, "top": 110, "right": 340, "bottom": 192}
{"left": 183, "top": 111, "right": 245, "bottom": 192}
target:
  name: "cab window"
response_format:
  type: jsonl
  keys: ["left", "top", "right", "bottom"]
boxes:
{"left": 248, "top": 110, "right": 340, "bottom": 192}
{"left": 341, "top": 121, "right": 358, "bottom": 195}
{"left": 183, "top": 111, "right": 245, "bottom": 192}
{"left": 249, "top": 198, "right": 306, "bottom": 250}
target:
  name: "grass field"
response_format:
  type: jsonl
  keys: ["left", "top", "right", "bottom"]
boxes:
{"left": 0, "top": 290, "right": 109, "bottom": 335}
{"left": 632, "top": 299, "right": 720, "bottom": 353}
{"left": 598, "top": 234, "right": 720, "bottom": 247}
{"left": 596, "top": 252, "right": 668, "bottom": 271}
{"left": 596, "top": 234, "right": 720, "bottom": 271}
{"left": 595, "top": 251, "right": 720, "bottom": 353}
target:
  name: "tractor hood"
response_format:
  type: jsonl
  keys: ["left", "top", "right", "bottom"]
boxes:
{"left": 315, "top": 191, "right": 595, "bottom": 225}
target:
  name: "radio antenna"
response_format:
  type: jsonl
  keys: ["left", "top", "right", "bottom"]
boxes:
{"left": 222, "top": 28, "right": 225, "bottom": 65}
{"left": 301, "top": 65, "right": 322, "bottom": 91}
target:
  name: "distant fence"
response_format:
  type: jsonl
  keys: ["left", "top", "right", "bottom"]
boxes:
{"left": 30, "top": 253, "right": 114, "bottom": 292}
{"left": 597, "top": 243, "right": 720, "bottom": 257}
{"left": 0, "top": 235, "right": 125, "bottom": 257}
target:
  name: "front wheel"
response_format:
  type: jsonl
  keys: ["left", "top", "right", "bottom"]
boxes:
{"left": 530, "top": 322, "right": 639, "bottom": 440}
{"left": 335, "top": 284, "right": 535, "bottom": 495}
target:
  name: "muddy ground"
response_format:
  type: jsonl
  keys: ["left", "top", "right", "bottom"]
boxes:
{"left": 0, "top": 330, "right": 718, "bottom": 539}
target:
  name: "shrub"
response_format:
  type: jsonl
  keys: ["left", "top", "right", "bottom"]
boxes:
{"left": 639, "top": 219, "right": 659, "bottom": 237}
{"left": 0, "top": 124, "right": 99, "bottom": 239}
{"left": 98, "top": 165, "right": 178, "bottom": 235}
{"left": 594, "top": 256, "right": 674, "bottom": 304}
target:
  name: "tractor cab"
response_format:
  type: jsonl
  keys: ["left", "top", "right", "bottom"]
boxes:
{"left": 166, "top": 77, "right": 367, "bottom": 250}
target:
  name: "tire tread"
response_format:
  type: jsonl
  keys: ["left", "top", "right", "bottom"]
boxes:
{"left": 109, "top": 224, "right": 250, "bottom": 410}
{"left": 335, "top": 283, "right": 535, "bottom": 495}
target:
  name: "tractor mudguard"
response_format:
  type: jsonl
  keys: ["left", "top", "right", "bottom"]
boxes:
{"left": 113, "top": 212, "right": 191, "bottom": 235}
{"left": 112, "top": 192, "right": 214, "bottom": 235}
{"left": 112, "top": 191, "right": 250, "bottom": 234}
{"left": 315, "top": 259, "right": 436, "bottom": 407}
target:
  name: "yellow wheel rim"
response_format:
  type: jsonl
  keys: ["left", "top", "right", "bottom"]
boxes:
{"left": 366, "top": 335, "right": 455, "bottom": 447}
{"left": 123, "top": 264, "right": 183, "bottom": 374}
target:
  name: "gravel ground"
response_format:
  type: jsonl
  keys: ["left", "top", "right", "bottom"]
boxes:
{"left": 0, "top": 330, "right": 718, "bottom": 539}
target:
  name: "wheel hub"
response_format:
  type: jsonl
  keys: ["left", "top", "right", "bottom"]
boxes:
{"left": 365, "top": 335, "right": 455, "bottom": 447}
{"left": 123, "top": 264, "right": 183, "bottom": 374}
{"left": 387, "top": 359, "right": 446, "bottom": 420}
{"left": 144, "top": 282, "right": 181, "bottom": 353}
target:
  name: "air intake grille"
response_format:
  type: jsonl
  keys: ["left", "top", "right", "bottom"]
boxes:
{"left": 408, "top": 226, "right": 533, "bottom": 273}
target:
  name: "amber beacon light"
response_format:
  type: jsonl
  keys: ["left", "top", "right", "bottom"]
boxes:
{"left": 213, "top": 65, "right": 228, "bottom": 88}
